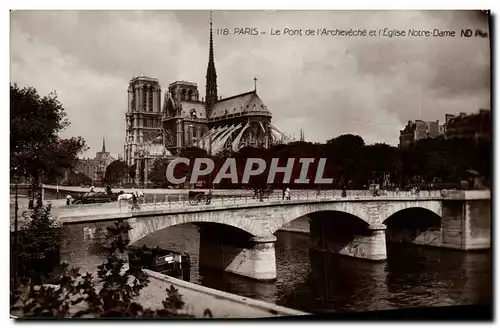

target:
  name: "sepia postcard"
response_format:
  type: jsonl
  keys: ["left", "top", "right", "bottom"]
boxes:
{"left": 9, "top": 9, "right": 492, "bottom": 320}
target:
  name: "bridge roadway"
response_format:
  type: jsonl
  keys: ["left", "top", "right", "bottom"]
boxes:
{"left": 51, "top": 189, "right": 450, "bottom": 219}
{"left": 55, "top": 189, "right": 490, "bottom": 281}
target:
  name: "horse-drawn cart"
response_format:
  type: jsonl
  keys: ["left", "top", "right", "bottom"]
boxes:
{"left": 188, "top": 191, "right": 212, "bottom": 205}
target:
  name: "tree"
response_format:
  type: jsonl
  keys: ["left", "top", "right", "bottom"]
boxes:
{"left": 149, "top": 158, "right": 172, "bottom": 188}
{"left": 363, "top": 143, "right": 400, "bottom": 185}
{"left": 325, "top": 134, "right": 366, "bottom": 188}
{"left": 179, "top": 146, "right": 208, "bottom": 159}
{"left": 178, "top": 147, "right": 211, "bottom": 187}
{"left": 233, "top": 146, "right": 271, "bottom": 189}
{"left": 12, "top": 204, "right": 62, "bottom": 287}
{"left": 104, "top": 160, "right": 128, "bottom": 185}
{"left": 10, "top": 84, "right": 87, "bottom": 195}
{"left": 67, "top": 172, "right": 92, "bottom": 187}
{"left": 473, "top": 138, "right": 492, "bottom": 184}
{"left": 11, "top": 210, "right": 198, "bottom": 318}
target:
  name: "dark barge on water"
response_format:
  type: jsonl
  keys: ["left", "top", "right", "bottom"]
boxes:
{"left": 128, "top": 245, "right": 190, "bottom": 282}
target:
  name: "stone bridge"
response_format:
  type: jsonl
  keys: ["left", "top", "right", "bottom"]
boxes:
{"left": 57, "top": 190, "right": 491, "bottom": 282}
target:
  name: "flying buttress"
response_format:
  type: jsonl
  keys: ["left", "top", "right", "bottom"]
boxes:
{"left": 211, "top": 123, "right": 242, "bottom": 154}
{"left": 197, "top": 127, "right": 215, "bottom": 145}
{"left": 269, "top": 124, "right": 292, "bottom": 144}
{"left": 196, "top": 127, "right": 216, "bottom": 151}
{"left": 231, "top": 122, "right": 251, "bottom": 152}
{"left": 212, "top": 125, "right": 231, "bottom": 141}
{"left": 258, "top": 121, "right": 266, "bottom": 134}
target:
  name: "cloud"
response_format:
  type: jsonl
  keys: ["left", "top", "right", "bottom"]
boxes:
{"left": 10, "top": 10, "right": 491, "bottom": 156}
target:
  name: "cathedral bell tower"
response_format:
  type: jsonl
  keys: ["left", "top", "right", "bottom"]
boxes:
{"left": 124, "top": 76, "right": 163, "bottom": 184}
{"left": 205, "top": 11, "right": 218, "bottom": 117}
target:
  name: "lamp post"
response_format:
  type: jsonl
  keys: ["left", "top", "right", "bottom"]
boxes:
{"left": 13, "top": 173, "right": 19, "bottom": 293}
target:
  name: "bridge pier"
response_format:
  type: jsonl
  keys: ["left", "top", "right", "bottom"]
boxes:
{"left": 442, "top": 199, "right": 491, "bottom": 250}
{"left": 199, "top": 226, "right": 276, "bottom": 281}
{"left": 311, "top": 218, "right": 387, "bottom": 261}
{"left": 385, "top": 199, "right": 491, "bottom": 251}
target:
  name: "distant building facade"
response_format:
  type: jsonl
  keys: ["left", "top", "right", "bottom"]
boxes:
{"left": 399, "top": 120, "right": 440, "bottom": 147}
{"left": 444, "top": 109, "right": 491, "bottom": 141}
{"left": 77, "top": 138, "right": 115, "bottom": 182}
{"left": 399, "top": 109, "right": 492, "bottom": 148}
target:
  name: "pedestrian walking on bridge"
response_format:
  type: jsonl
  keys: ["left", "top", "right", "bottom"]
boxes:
{"left": 131, "top": 193, "right": 140, "bottom": 210}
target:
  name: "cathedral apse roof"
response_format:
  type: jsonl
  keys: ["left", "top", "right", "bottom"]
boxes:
{"left": 210, "top": 91, "right": 270, "bottom": 118}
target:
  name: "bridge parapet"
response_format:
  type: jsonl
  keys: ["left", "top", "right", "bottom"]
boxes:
{"left": 53, "top": 188, "right": 490, "bottom": 223}
{"left": 439, "top": 189, "right": 490, "bottom": 200}
{"left": 43, "top": 184, "right": 490, "bottom": 204}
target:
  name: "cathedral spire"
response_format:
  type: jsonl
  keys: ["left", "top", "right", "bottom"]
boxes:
{"left": 102, "top": 137, "right": 106, "bottom": 153}
{"left": 205, "top": 11, "right": 218, "bottom": 116}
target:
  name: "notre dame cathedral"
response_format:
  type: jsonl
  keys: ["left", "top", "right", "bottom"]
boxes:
{"left": 124, "top": 14, "right": 290, "bottom": 184}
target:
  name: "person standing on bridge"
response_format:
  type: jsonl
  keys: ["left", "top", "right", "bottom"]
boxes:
{"left": 252, "top": 186, "right": 259, "bottom": 199}
{"left": 131, "top": 192, "right": 140, "bottom": 210}
{"left": 90, "top": 185, "right": 95, "bottom": 193}
{"left": 342, "top": 185, "right": 347, "bottom": 197}
{"left": 285, "top": 187, "right": 291, "bottom": 200}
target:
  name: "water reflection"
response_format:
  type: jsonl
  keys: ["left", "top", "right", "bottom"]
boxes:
{"left": 384, "top": 243, "right": 492, "bottom": 308}
{"left": 75, "top": 220, "right": 491, "bottom": 314}
{"left": 290, "top": 249, "right": 390, "bottom": 313}
{"left": 199, "top": 267, "right": 278, "bottom": 304}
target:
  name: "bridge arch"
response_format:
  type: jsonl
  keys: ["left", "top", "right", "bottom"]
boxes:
{"left": 127, "top": 213, "right": 261, "bottom": 245}
{"left": 267, "top": 202, "right": 371, "bottom": 235}
{"left": 381, "top": 201, "right": 442, "bottom": 223}
{"left": 383, "top": 206, "right": 443, "bottom": 225}
{"left": 383, "top": 207, "right": 443, "bottom": 229}
{"left": 128, "top": 220, "right": 254, "bottom": 248}
{"left": 383, "top": 207, "right": 443, "bottom": 247}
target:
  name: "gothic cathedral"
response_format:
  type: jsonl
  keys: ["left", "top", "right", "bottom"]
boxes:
{"left": 124, "top": 13, "right": 290, "bottom": 184}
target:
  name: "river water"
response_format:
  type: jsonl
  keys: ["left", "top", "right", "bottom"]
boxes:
{"left": 24, "top": 189, "right": 492, "bottom": 313}
{"left": 133, "top": 218, "right": 492, "bottom": 314}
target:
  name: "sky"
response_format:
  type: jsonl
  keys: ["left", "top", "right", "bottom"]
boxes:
{"left": 10, "top": 10, "right": 491, "bottom": 158}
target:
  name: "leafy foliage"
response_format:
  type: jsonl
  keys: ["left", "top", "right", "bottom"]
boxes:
{"left": 149, "top": 147, "right": 214, "bottom": 188}
{"left": 67, "top": 172, "right": 92, "bottom": 186}
{"left": 104, "top": 160, "right": 129, "bottom": 184}
{"left": 197, "top": 134, "right": 491, "bottom": 189}
{"left": 11, "top": 211, "right": 195, "bottom": 318}
{"left": 149, "top": 158, "right": 173, "bottom": 188}
{"left": 10, "top": 84, "right": 88, "bottom": 185}
{"left": 14, "top": 204, "right": 62, "bottom": 286}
